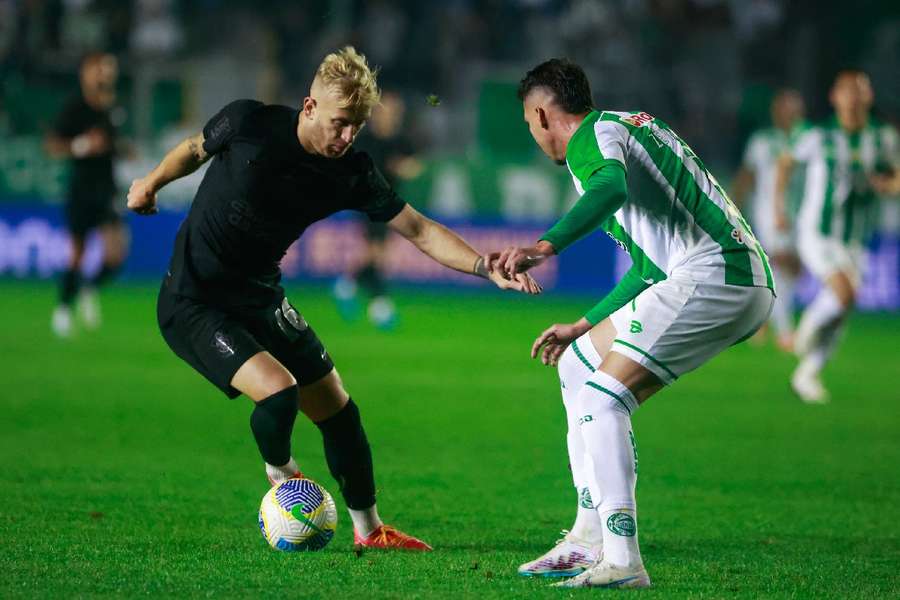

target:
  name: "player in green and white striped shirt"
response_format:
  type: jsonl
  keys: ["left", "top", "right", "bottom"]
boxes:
{"left": 486, "top": 59, "right": 775, "bottom": 589}
{"left": 731, "top": 89, "right": 805, "bottom": 351}
{"left": 775, "top": 70, "right": 900, "bottom": 404}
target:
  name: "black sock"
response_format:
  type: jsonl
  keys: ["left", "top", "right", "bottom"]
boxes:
{"left": 59, "top": 269, "right": 81, "bottom": 306}
{"left": 315, "top": 398, "right": 376, "bottom": 510}
{"left": 250, "top": 385, "right": 299, "bottom": 466}
{"left": 355, "top": 263, "right": 386, "bottom": 298}
{"left": 91, "top": 263, "right": 121, "bottom": 288}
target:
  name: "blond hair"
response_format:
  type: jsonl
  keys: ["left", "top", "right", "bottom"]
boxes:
{"left": 315, "top": 46, "right": 381, "bottom": 119}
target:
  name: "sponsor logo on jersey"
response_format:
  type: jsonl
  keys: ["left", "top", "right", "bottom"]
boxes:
{"left": 620, "top": 111, "right": 654, "bottom": 128}
{"left": 606, "top": 512, "right": 637, "bottom": 537}
{"left": 630, "top": 320, "right": 643, "bottom": 334}
{"left": 731, "top": 228, "right": 746, "bottom": 245}
{"left": 579, "top": 415, "right": 594, "bottom": 425}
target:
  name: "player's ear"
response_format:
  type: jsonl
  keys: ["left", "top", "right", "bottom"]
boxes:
{"left": 537, "top": 107, "right": 550, "bottom": 130}
{"left": 302, "top": 97, "right": 317, "bottom": 118}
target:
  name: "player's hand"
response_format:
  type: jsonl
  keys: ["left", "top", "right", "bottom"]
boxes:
{"left": 494, "top": 241, "right": 556, "bottom": 277}
{"left": 127, "top": 177, "right": 158, "bottom": 216}
{"left": 531, "top": 320, "right": 591, "bottom": 366}
{"left": 487, "top": 268, "right": 542, "bottom": 294}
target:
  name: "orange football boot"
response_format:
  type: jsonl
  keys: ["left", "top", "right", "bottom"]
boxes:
{"left": 354, "top": 525, "right": 433, "bottom": 551}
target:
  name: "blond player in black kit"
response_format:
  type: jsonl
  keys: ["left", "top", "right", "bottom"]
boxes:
{"left": 126, "top": 47, "right": 540, "bottom": 550}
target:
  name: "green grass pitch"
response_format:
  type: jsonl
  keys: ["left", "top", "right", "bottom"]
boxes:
{"left": 1, "top": 280, "right": 898, "bottom": 598}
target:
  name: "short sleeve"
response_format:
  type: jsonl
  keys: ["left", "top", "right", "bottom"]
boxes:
{"left": 52, "top": 99, "right": 83, "bottom": 138}
{"left": 202, "top": 99, "right": 263, "bottom": 155}
{"left": 790, "top": 128, "right": 821, "bottom": 163}
{"left": 353, "top": 154, "right": 407, "bottom": 222}
{"left": 567, "top": 119, "right": 626, "bottom": 186}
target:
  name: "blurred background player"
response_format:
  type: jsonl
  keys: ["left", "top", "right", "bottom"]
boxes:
{"left": 776, "top": 70, "right": 900, "bottom": 403}
{"left": 731, "top": 89, "right": 805, "bottom": 351}
{"left": 45, "top": 52, "right": 129, "bottom": 337}
{"left": 333, "top": 90, "right": 423, "bottom": 329}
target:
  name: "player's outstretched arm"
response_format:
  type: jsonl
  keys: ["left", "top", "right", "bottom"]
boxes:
{"left": 387, "top": 204, "right": 541, "bottom": 294}
{"left": 487, "top": 164, "right": 627, "bottom": 278}
{"left": 530, "top": 265, "right": 649, "bottom": 366}
{"left": 127, "top": 132, "right": 209, "bottom": 216}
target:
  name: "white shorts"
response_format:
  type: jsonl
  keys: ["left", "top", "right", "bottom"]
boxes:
{"left": 603, "top": 276, "right": 774, "bottom": 385}
{"left": 797, "top": 232, "right": 864, "bottom": 288}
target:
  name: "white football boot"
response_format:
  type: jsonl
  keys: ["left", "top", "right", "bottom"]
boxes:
{"left": 791, "top": 360, "right": 829, "bottom": 404}
{"left": 51, "top": 305, "right": 74, "bottom": 338}
{"left": 553, "top": 559, "right": 651, "bottom": 589}
{"left": 517, "top": 530, "right": 601, "bottom": 578}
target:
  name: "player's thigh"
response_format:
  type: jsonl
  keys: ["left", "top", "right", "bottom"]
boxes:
{"left": 607, "top": 276, "right": 774, "bottom": 390}
{"left": 249, "top": 296, "right": 340, "bottom": 413}
{"left": 157, "top": 284, "right": 269, "bottom": 400}
{"left": 230, "top": 351, "right": 297, "bottom": 402}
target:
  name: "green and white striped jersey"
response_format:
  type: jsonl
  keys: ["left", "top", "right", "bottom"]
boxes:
{"left": 741, "top": 127, "right": 793, "bottom": 236}
{"left": 566, "top": 110, "right": 773, "bottom": 290}
{"left": 791, "top": 117, "right": 899, "bottom": 244}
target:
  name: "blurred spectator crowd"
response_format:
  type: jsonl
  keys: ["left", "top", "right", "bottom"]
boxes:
{"left": 1, "top": 0, "right": 898, "bottom": 168}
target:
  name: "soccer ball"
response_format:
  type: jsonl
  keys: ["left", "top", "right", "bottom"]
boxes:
{"left": 258, "top": 478, "right": 338, "bottom": 551}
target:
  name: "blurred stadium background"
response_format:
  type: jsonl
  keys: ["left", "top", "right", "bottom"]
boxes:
{"left": 2, "top": 2, "right": 900, "bottom": 598}
{"left": 1, "top": 0, "right": 898, "bottom": 305}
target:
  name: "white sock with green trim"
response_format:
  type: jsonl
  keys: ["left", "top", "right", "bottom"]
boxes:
{"left": 576, "top": 370, "right": 642, "bottom": 568}
{"left": 558, "top": 334, "right": 604, "bottom": 543}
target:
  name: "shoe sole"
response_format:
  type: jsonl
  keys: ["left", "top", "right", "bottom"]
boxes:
{"left": 558, "top": 574, "right": 652, "bottom": 589}
{"left": 518, "top": 567, "right": 586, "bottom": 578}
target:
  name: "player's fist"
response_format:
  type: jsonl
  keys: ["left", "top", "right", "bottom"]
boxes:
{"left": 127, "top": 177, "right": 158, "bottom": 215}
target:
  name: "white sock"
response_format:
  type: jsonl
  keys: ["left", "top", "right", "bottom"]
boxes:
{"left": 795, "top": 287, "right": 846, "bottom": 355}
{"left": 576, "top": 370, "right": 642, "bottom": 568}
{"left": 265, "top": 457, "right": 300, "bottom": 484}
{"left": 558, "top": 334, "right": 604, "bottom": 543}
{"left": 770, "top": 267, "right": 796, "bottom": 336}
{"left": 805, "top": 319, "right": 846, "bottom": 373}
{"left": 348, "top": 505, "right": 383, "bottom": 538}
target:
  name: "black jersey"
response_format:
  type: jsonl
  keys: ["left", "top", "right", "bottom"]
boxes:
{"left": 167, "top": 100, "right": 407, "bottom": 310}
{"left": 53, "top": 95, "right": 117, "bottom": 201}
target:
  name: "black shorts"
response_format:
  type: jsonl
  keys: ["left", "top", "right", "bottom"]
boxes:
{"left": 157, "top": 277, "right": 334, "bottom": 399}
{"left": 65, "top": 196, "right": 121, "bottom": 237}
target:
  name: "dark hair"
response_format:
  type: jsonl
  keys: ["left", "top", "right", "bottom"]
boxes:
{"left": 517, "top": 58, "right": 593, "bottom": 114}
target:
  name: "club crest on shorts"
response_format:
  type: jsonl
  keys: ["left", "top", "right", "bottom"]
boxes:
{"left": 212, "top": 331, "right": 235, "bottom": 356}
